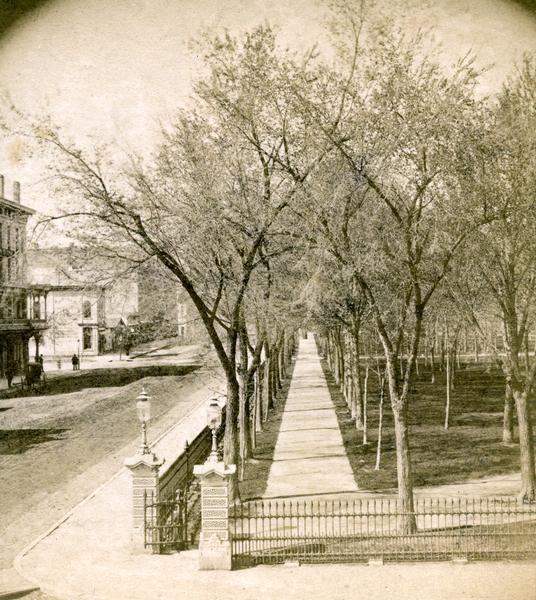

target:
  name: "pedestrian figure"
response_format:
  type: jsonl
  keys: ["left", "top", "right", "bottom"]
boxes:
{"left": 38, "top": 354, "right": 44, "bottom": 372}
{"left": 5, "top": 359, "right": 16, "bottom": 388}
{"left": 72, "top": 354, "right": 79, "bottom": 371}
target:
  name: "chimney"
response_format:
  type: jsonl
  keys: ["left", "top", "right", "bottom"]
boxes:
{"left": 0, "top": 175, "right": 4, "bottom": 198}
{"left": 13, "top": 181, "right": 20, "bottom": 203}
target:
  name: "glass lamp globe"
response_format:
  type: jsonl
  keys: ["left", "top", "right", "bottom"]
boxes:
{"left": 207, "top": 398, "right": 222, "bottom": 430}
{"left": 136, "top": 387, "right": 151, "bottom": 424}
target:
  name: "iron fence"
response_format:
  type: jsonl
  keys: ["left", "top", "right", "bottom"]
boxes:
{"left": 231, "top": 496, "right": 536, "bottom": 567}
{"left": 144, "top": 484, "right": 200, "bottom": 553}
{"left": 158, "top": 428, "right": 212, "bottom": 502}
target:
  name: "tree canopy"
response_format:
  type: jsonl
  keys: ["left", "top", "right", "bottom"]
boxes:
{"left": 12, "top": 3, "right": 536, "bottom": 510}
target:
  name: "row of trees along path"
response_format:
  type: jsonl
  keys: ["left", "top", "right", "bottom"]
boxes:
{"left": 17, "top": 2, "right": 536, "bottom": 532}
{"left": 263, "top": 336, "right": 357, "bottom": 498}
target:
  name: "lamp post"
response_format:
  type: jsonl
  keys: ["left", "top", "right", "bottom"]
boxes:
{"left": 136, "top": 386, "right": 152, "bottom": 455}
{"left": 124, "top": 385, "right": 162, "bottom": 552}
{"left": 206, "top": 397, "right": 222, "bottom": 463}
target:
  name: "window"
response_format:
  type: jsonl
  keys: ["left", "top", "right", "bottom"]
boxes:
{"left": 83, "top": 327, "right": 93, "bottom": 350}
{"left": 33, "top": 296, "right": 41, "bottom": 320}
{"left": 82, "top": 300, "right": 92, "bottom": 319}
{"left": 16, "top": 298, "right": 25, "bottom": 319}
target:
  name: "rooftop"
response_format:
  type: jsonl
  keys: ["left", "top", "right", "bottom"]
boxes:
{"left": 0, "top": 175, "right": 34, "bottom": 215}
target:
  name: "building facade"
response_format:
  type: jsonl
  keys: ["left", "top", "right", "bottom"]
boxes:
{"left": 0, "top": 175, "right": 48, "bottom": 381}
{"left": 27, "top": 249, "right": 139, "bottom": 360}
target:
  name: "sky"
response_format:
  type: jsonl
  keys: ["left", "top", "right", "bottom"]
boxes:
{"left": 0, "top": 0, "right": 535, "bottom": 215}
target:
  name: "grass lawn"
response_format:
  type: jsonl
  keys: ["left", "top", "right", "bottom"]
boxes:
{"left": 325, "top": 359, "right": 532, "bottom": 491}
{"left": 239, "top": 355, "right": 530, "bottom": 498}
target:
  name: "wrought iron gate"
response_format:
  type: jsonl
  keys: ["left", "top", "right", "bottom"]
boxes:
{"left": 143, "top": 409, "right": 225, "bottom": 553}
{"left": 144, "top": 483, "right": 200, "bottom": 552}
{"left": 231, "top": 496, "right": 536, "bottom": 567}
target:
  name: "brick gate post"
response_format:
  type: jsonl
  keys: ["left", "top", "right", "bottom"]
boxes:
{"left": 124, "top": 452, "right": 163, "bottom": 552}
{"left": 193, "top": 461, "right": 236, "bottom": 570}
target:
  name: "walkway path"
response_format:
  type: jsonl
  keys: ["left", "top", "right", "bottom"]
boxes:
{"left": 263, "top": 336, "right": 358, "bottom": 498}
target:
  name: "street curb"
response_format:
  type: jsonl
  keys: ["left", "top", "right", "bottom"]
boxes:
{"left": 13, "top": 369, "right": 224, "bottom": 596}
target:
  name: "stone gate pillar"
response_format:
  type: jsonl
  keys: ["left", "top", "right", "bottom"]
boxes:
{"left": 193, "top": 461, "right": 236, "bottom": 570}
{"left": 124, "top": 452, "right": 163, "bottom": 552}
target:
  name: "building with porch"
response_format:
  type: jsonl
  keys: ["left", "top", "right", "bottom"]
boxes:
{"left": 27, "top": 248, "right": 138, "bottom": 361}
{"left": 0, "top": 175, "right": 48, "bottom": 382}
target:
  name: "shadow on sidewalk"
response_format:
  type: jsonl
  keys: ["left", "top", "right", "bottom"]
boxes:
{"left": 238, "top": 356, "right": 298, "bottom": 501}
{"left": 318, "top": 352, "right": 365, "bottom": 492}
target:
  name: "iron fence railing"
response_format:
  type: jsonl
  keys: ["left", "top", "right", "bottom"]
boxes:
{"left": 144, "top": 484, "right": 200, "bottom": 553}
{"left": 158, "top": 428, "right": 212, "bottom": 503}
{"left": 231, "top": 496, "right": 536, "bottom": 567}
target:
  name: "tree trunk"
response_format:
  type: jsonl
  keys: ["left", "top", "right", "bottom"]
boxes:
{"left": 250, "top": 375, "right": 257, "bottom": 451}
{"left": 430, "top": 346, "right": 435, "bottom": 384}
{"left": 331, "top": 333, "right": 338, "bottom": 380}
{"left": 223, "top": 375, "right": 240, "bottom": 500}
{"left": 451, "top": 344, "right": 457, "bottom": 389}
{"left": 392, "top": 403, "right": 417, "bottom": 533}
{"left": 238, "top": 332, "right": 251, "bottom": 481}
{"left": 382, "top": 324, "right": 419, "bottom": 534}
{"left": 362, "top": 364, "right": 369, "bottom": 445}
{"left": 335, "top": 330, "right": 345, "bottom": 385}
{"left": 270, "top": 349, "right": 279, "bottom": 400}
{"left": 238, "top": 387, "right": 250, "bottom": 481}
{"left": 353, "top": 328, "right": 364, "bottom": 430}
{"left": 276, "top": 341, "right": 283, "bottom": 390}
{"left": 374, "top": 372, "right": 385, "bottom": 471}
{"left": 279, "top": 332, "right": 287, "bottom": 380}
{"left": 347, "top": 369, "right": 355, "bottom": 414}
{"left": 254, "top": 368, "right": 263, "bottom": 434}
{"left": 502, "top": 382, "right": 515, "bottom": 445}
{"left": 440, "top": 332, "right": 445, "bottom": 372}
{"left": 512, "top": 387, "right": 536, "bottom": 502}
{"left": 444, "top": 346, "right": 451, "bottom": 430}
{"left": 264, "top": 341, "right": 274, "bottom": 413}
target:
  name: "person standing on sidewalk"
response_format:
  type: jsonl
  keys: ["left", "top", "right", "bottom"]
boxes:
{"left": 5, "top": 359, "right": 16, "bottom": 388}
{"left": 71, "top": 354, "right": 79, "bottom": 371}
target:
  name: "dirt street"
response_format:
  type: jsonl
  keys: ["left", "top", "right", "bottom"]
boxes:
{"left": 0, "top": 363, "right": 223, "bottom": 570}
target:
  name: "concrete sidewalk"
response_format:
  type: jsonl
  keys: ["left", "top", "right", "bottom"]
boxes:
{"left": 264, "top": 337, "right": 358, "bottom": 498}
{"left": 11, "top": 337, "right": 536, "bottom": 600}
